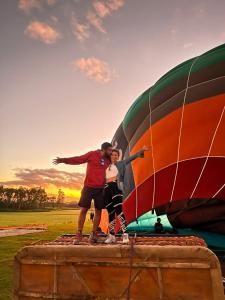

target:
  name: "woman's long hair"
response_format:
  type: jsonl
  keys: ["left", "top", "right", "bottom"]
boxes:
{"left": 108, "top": 149, "right": 120, "bottom": 170}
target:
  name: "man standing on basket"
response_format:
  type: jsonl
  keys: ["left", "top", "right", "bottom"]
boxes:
{"left": 53, "top": 142, "right": 112, "bottom": 243}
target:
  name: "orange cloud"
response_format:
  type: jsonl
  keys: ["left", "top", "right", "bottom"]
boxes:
{"left": 74, "top": 57, "right": 116, "bottom": 83}
{"left": 87, "top": 0, "right": 125, "bottom": 34}
{"left": 86, "top": 11, "right": 106, "bottom": 34}
{"left": 0, "top": 168, "right": 84, "bottom": 191}
{"left": 18, "top": 0, "right": 42, "bottom": 13}
{"left": 25, "top": 21, "right": 61, "bottom": 44}
{"left": 71, "top": 14, "right": 90, "bottom": 42}
{"left": 93, "top": 1, "right": 111, "bottom": 18}
{"left": 18, "top": 0, "right": 57, "bottom": 13}
{"left": 107, "top": 0, "right": 125, "bottom": 11}
{"left": 94, "top": 0, "right": 125, "bottom": 16}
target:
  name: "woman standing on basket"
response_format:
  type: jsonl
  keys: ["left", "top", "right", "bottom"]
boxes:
{"left": 104, "top": 146, "right": 149, "bottom": 244}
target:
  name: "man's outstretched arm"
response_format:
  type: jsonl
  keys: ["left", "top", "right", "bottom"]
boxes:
{"left": 52, "top": 151, "right": 92, "bottom": 165}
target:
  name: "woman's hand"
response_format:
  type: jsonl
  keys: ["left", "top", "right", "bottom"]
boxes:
{"left": 52, "top": 157, "right": 64, "bottom": 165}
{"left": 142, "top": 145, "right": 150, "bottom": 151}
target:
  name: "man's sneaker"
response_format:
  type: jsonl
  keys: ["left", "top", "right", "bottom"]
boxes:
{"left": 122, "top": 233, "right": 129, "bottom": 244}
{"left": 105, "top": 234, "right": 116, "bottom": 244}
{"left": 73, "top": 232, "right": 83, "bottom": 244}
{"left": 89, "top": 231, "right": 98, "bottom": 243}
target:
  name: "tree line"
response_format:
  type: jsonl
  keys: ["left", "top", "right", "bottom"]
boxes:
{"left": 0, "top": 186, "right": 65, "bottom": 210}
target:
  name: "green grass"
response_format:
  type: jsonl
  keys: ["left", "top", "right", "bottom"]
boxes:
{"left": 0, "top": 210, "right": 93, "bottom": 300}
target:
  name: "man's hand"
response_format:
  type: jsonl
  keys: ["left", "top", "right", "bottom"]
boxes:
{"left": 143, "top": 145, "right": 150, "bottom": 151}
{"left": 52, "top": 157, "right": 64, "bottom": 165}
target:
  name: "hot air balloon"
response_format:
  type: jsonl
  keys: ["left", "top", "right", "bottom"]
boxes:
{"left": 112, "top": 43, "right": 225, "bottom": 235}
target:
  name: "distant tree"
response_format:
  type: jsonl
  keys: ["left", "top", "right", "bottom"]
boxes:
{"left": 0, "top": 186, "right": 4, "bottom": 202}
{"left": 57, "top": 189, "right": 65, "bottom": 208}
{"left": 4, "top": 188, "right": 15, "bottom": 208}
{"left": 15, "top": 186, "right": 27, "bottom": 210}
{"left": 37, "top": 187, "right": 48, "bottom": 208}
{"left": 47, "top": 195, "right": 57, "bottom": 208}
{"left": 0, "top": 185, "right": 48, "bottom": 210}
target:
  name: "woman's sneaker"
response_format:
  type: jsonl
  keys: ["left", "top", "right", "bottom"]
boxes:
{"left": 89, "top": 231, "right": 98, "bottom": 243}
{"left": 105, "top": 234, "right": 116, "bottom": 244}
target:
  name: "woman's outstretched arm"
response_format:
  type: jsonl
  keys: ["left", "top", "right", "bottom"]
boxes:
{"left": 123, "top": 146, "right": 149, "bottom": 165}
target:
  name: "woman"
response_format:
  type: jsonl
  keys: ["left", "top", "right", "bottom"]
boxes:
{"left": 104, "top": 146, "right": 149, "bottom": 243}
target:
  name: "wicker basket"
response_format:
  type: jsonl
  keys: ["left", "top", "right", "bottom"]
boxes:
{"left": 13, "top": 237, "right": 225, "bottom": 300}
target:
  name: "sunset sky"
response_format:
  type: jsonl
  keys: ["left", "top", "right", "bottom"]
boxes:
{"left": 1, "top": 0, "right": 225, "bottom": 201}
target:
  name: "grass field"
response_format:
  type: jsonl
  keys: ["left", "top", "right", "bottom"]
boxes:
{"left": 0, "top": 209, "right": 93, "bottom": 300}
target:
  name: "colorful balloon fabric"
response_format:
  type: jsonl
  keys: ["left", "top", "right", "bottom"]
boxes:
{"left": 112, "top": 44, "right": 225, "bottom": 228}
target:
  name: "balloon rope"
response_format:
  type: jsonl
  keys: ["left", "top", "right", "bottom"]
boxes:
{"left": 148, "top": 88, "right": 156, "bottom": 209}
{"left": 128, "top": 142, "right": 138, "bottom": 221}
{"left": 190, "top": 106, "right": 225, "bottom": 198}
{"left": 213, "top": 183, "right": 225, "bottom": 198}
{"left": 135, "top": 182, "right": 138, "bottom": 221}
{"left": 170, "top": 56, "right": 200, "bottom": 203}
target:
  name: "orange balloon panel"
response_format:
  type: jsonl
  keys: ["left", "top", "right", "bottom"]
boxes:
{"left": 130, "top": 107, "right": 181, "bottom": 187}
{"left": 179, "top": 94, "right": 225, "bottom": 160}
{"left": 131, "top": 95, "right": 225, "bottom": 188}
{"left": 210, "top": 108, "right": 225, "bottom": 156}
{"left": 130, "top": 128, "right": 153, "bottom": 187}
{"left": 151, "top": 108, "right": 181, "bottom": 172}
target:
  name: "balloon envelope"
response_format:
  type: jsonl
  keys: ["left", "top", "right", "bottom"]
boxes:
{"left": 112, "top": 44, "right": 225, "bottom": 233}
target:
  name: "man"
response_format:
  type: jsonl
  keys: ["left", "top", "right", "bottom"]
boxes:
{"left": 53, "top": 142, "right": 112, "bottom": 243}
{"left": 154, "top": 217, "right": 164, "bottom": 234}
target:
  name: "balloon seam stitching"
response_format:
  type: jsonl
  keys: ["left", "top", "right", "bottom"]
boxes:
{"left": 190, "top": 106, "right": 225, "bottom": 198}
{"left": 128, "top": 75, "right": 225, "bottom": 149}
{"left": 151, "top": 74, "right": 225, "bottom": 116}
{"left": 212, "top": 183, "right": 225, "bottom": 198}
{"left": 148, "top": 87, "right": 156, "bottom": 210}
{"left": 169, "top": 56, "right": 200, "bottom": 203}
{"left": 123, "top": 155, "right": 225, "bottom": 204}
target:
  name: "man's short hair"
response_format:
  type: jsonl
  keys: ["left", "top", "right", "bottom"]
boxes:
{"left": 101, "top": 142, "right": 112, "bottom": 150}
